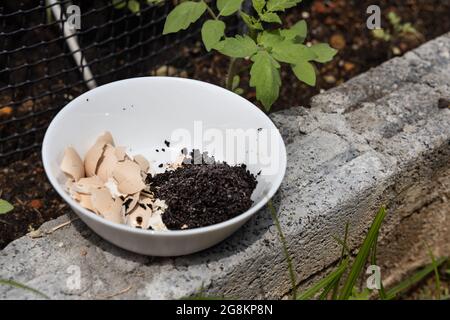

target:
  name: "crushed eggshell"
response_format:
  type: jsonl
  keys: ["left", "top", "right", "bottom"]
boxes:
{"left": 126, "top": 205, "right": 150, "bottom": 229}
{"left": 113, "top": 160, "right": 146, "bottom": 194}
{"left": 61, "top": 131, "right": 176, "bottom": 231}
{"left": 133, "top": 154, "right": 150, "bottom": 173}
{"left": 61, "top": 147, "right": 85, "bottom": 181}
{"left": 114, "top": 146, "right": 128, "bottom": 161}
{"left": 84, "top": 132, "right": 114, "bottom": 177}
{"left": 101, "top": 198, "right": 125, "bottom": 224}
{"left": 104, "top": 177, "right": 125, "bottom": 199}
{"left": 79, "top": 193, "right": 95, "bottom": 212}
{"left": 97, "top": 144, "right": 119, "bottom": 182}
{"left": 90, "top": 187, "right": 114, "bottom": 215}
{"left": 123, "top": 192, "right": 140, "bottom": 214}
{"left": 72, "top": 176, "right": 104, "bottom": 194}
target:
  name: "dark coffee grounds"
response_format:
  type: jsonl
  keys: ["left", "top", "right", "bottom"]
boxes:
{"left": 146, "top": 162, "right": 257, "bottom": 230}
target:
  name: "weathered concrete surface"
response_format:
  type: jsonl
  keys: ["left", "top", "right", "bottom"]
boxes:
{"left": 1, "top": 33, "right": 449, "bottom": 300}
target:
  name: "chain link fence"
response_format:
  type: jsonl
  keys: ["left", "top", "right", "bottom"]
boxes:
{"left": 0, "top": 0, "right": 241, "bottom": 165}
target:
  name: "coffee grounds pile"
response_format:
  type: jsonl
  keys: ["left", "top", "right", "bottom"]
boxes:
{"left": 146, "top": 162, "right": 257, "bottom": 230}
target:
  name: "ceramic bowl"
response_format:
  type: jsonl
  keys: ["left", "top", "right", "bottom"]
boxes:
{"left": 42, "top": 77, "right": 286, "bottom": 256}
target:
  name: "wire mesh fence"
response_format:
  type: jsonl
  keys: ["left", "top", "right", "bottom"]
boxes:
{"left": 0, "top": 0, "right": 240, "bottom": 165}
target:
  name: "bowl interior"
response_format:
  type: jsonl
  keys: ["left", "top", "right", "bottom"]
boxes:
{"left": 43, "top": 77, "right": 286, "bottom": 224}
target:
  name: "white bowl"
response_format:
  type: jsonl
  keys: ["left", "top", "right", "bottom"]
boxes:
{"left": 42, "top": 77, "right": 286, "bottom": 256}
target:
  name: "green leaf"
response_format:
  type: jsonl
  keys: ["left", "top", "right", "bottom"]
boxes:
{"left": 217, "top": 0, "right": 244, "bottom": 16}
{"left": 234, "top": 87, "right": 244, "bottom": 95}
{"left": 0, "top": 278, "right": 49, "bottom": 299}
{"left": 240, "top": 11, "right": 263, "bottom": 30}
{"left": 128, "top": 0, "right": 140, "bottom": 14}
{"left": 349, "top": 288, "right": 372, "bottom": 300}
{"left": 266, "top": 0, "right": 302, "bottom": 12}
{"left": 250, "top": 51, "right": 281, "bottom": 111}
{"left": 0, "top": 199, "right": 13, "bottom": 214}
{"left": 258, "top": 30, "right": 284, "bottom": 50}
{"left": 252, "top": 0, "right": 266, "bottom": 14}
{"left": 163, "top": 1, "right": 207, "bottom": 35}
{"left": 297, "top": 259, "right": 348, "bottom": 300}
{"left": 215, "top": 35, "right": 258, "bottom": 58}
{"left": 280, "top": 20, "right": 307, "bottom": 43}
{"left": 112, "top": 0, "right": 126, "bottom": 9}
{"left": 385, "top": 257, "right": 447, "bottom": 300}
{"left": 260, "top": 12, "right": 281, "bottom": 24}
{"left": 292, "top": 60, "right": 316, "bottom": 86}
{"left": 271, "top": 41, "right": 316, "bottom": 63}
{"left": 338, "top": 206, "right": 387, "bottom": 300}
{"left": 201, "top": 20, "right": 225, "bottom": 51}
{"left": 310, "top": 43, "right": 338, "bottom": 63}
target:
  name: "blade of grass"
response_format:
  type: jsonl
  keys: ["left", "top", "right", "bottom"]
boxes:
{"left": 331, "top": 223, "right": 349, "bottom": 300}
{"left": 370, "top": 229, "right": 386, "bottom": 299}
{"left": 267, "top": 200, "right": 297, "bottom": 299}
{"left": 298, "top": 259, "right": 348, "bottom": 300}
{"left": 0, "top": 278, "right": 49, "bottom": 299}
{"left": 385, "top": 257, "right": 447, "bottom": 300}
{"left": 338, "top": 206, "right": 387, "bottom": 300}
{"left": 426, "top": 246, "right": 441, "bottom": 300}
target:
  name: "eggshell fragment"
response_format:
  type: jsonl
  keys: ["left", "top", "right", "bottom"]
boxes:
{"left": 126, "top": 205, "right": 151, "bottom": 229}
{"left": 72, "top": 176, "right": 104, "bottom": 194}
{"left": 101, "top": 198, "right": 125, "bottom": 224}
{"left": 112, "top": 160, "right": 146, "bottom": 194}
{"left": 97, "top": 144, "right": 118, "bottom": 182}
{"left": 104, "top": 177, "right": 125, "bottom": 199}
{"left": 90, "top": 187, "right": 114, "bottom": 215}
{"left": 134, "top": 154, "right": 150, "bottom": 173}
{"left": 148, "top": 211, "right": 167, "bottom": 231}
{"left": 140, "top": 197, "right": 167, "bottom": 231}
{"left": 78, "top": 193, "right": 95, "bottom": 212}
{"left": 123, "top": 192, "right": 140, "bottom": 214}
{"left": 114, "top": 146, "right": 128, "bottom": 161}
{"left": 84, "top": 132, "right": 115, "bottom": 177}
{"left": 60, "top": 147, "right": 85, "bottom": 181}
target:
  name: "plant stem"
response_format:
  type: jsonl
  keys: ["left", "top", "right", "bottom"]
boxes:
{"left": 225, "top": 57, "right": 239, "bottom": 91}
{"left": 203, "top": 1, "right": 218, "bottom": 20}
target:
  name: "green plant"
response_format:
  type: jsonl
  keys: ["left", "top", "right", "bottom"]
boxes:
{"left": 372, "top": 11, "right": 422, "bottom": 55}
{"left": 112, "top": 0, "right": 165, "bottom": 14}
{"left": 291, "top": 206, "right": 448, "bottom": 300}
{"left": 162, "top": 0, "right": 337, "bottom": 111}
{"left": 0, "top": 279, "right": 49, "bottom": 299}
{"left": 0, "top": 199, "right": 13, "bottom": 214}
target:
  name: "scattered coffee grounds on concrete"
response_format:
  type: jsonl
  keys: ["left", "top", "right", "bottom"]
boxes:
{"left": 146, "top": 157, "right": 257, "bottom": 230}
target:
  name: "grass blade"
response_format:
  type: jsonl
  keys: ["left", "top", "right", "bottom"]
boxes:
{"left": 267, "top": 200, "right": 297, "bottom": 299}
{"left": 0, "top": 278, "right": 49, "bottom": 299}
{"left": 385, "top": 257, "right": 447, "bottom": 300}
{"left": 427, "top": 246, "right": 442, "bottom": 300}
{"left": 338, "top": 206, "right": 387, "bottom": 300}
{"left": 298, "top": 259, "right": 348, "bottom": 300}
{"left": 331, "top": 223, "right": 349, "bottom": 300}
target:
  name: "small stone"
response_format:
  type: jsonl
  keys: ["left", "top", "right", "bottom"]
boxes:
{"left": 324, "top": 75, "right": 336, "bottom": 84}
{"left": 392, "top": 46, "right": 401, "bottom": 56}
{"left": 29, "top": 199, "right": 43, "bottom": 209}
{"left": 0, "top": 106, "right": 13, "bottom": 117}
{"left": 343, "top": 62, "right": 356, "bottom": 72}
{"left": 330, "top": 34, "right": 346, "bottom": 50}
{"left": 437, "top": 98, "right": 450, "bottom": 109}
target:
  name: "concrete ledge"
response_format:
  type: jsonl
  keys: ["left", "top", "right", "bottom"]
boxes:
{"left": 1, "top": 33, "right": 449, "bottom": 299}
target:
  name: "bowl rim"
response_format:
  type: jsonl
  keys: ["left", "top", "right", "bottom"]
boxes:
{"left": 42, "top": 76, "right": 287, "bottom": 237}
